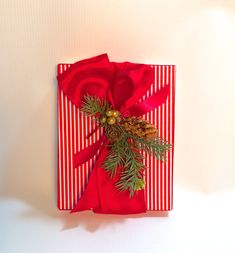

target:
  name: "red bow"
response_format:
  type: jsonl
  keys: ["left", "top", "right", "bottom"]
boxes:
{"left": 58, "top": 54, "right": 169, "bottom": 214}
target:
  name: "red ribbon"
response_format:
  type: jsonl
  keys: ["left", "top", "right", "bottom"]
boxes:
{"left": 58, "top": 54, "right": 169, "bottom": 214}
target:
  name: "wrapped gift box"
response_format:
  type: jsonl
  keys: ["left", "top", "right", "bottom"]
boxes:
{"left": 57, "top": 62, "right": 175, "bottom": 211}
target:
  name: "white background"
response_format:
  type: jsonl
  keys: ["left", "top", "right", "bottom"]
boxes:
{"left": 1, "top": 0, "right": 235, "bottom": 252}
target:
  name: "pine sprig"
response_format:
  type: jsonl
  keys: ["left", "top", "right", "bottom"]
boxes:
{"left": 103, "top": 131, "right": 146, "bottom": 197}
{"left": 103, "top": 136, "right": 126, "bottom": 177}
{"left": 133, "top": 135, "right": 172, "bottom": 161}
{"left": 116, "top": 142, "right": 145, "bottom": 197}
{"left": 104, "top": 131, "right": 172, "bottom": 197}
{"left": 80, "top": 95, "right": 109, "bottom": 116}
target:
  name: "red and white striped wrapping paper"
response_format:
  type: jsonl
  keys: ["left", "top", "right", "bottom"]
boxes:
{"left": 57, "top": 63, "right": 175, "bottom": 211}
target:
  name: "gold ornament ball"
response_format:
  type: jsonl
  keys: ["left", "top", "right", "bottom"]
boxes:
{"left": 112, "top": 111, "right": 120, "bottom": 117}
{"left": 107, "top": 116, "right": 116, "bottom": 125}
{"left": 106, "top": 110, "right": 113, "bottom": 117}
{"left": 100, "top": 116, "right": 107, "bottom": 123}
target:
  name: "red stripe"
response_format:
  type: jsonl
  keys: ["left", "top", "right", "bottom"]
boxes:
{"left": 57, "top": 65, "right": 62, "bottom": 209}
{"left": 79, "top": 105, "right": 83, "bottom": 198}
{"left": 148, "top": 90, "right": 151, "bottom": 210}
{"left": 67, "top": 82, "right": 72, "bottom": 208}
{"left": 156, "top": 65, "right": 159, "bottom": 210}
{"left": 152, "top": 84, "right": 155, "bottom": 210}
{"left": 167, "top": 66, "right": 171, "bottom": 210}
{"left": 164, "top": 66, "right": 167, "bottom": 210}
{"left": 88, "top": 114, "right": 92, "bottom": 174}
{"left": 67, "top": 64, "right": 74, "bottom": 208}
{"left": 151, "top": 84, "right": 154, "bottom": 210}
{"left": 151, "top": 69, "right": 156, "bottom": 210}
{"left": 160, "top": 66, "right": 163, "bottom": 210}
{"left": 146, "top": 89, "right": 150, "bottom": 210}
{"left": 75, "top": 106, "right": 79, "bottom": 202}
{"left": 78, "top": 104, "right": 81, "bottom": 200}
{"left": 59, "top": 65, "right": 65, "bottom": 209}
{"left": 148, "top": 89, "right": 152, "bottom": 210}
{"left": 80, "top": 110, "right": 83, "bottom": 200}
{"left": 158, "top": 65, "right": 161, "bottom": 210}
{"left": 61, "top": 90, "right": 65, "bottom": 209}
{"left": 64, "top": 66, "right": 69, "bottom": 209}
{"left": 75, "top": 105, "right": 78, "bottom": 205}
{"left": 83, "top": 113, "right": 87, "bottom": 193}
{"left": 61, "top": 91, "right": 64, "bottom": 210}
{"left": 71, "top": 100, "right": 75, "bottom": 208}
{"left": 171, "top": 66, "right": 175, "bottom": 208}
{"left": 85, "top": 115, "right": 89, "bottom": 185}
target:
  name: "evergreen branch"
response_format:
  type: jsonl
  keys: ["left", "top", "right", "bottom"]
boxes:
{"left": 116, "top": 143, "right": 145, "bottom": 197}
{"left": 80, "top": 95, "right": 110, "bottom": 116}
{"left": 103, "top": 136, "right": 126, "bottom": 177}
{"left": 104, "top": 127, "right": 172, "bottom": 197}
{"left": 104, "top": 133, "right": 146, "bottom": 197}
{"left": 132, "top": 135, "right": 172, "bottom": 161}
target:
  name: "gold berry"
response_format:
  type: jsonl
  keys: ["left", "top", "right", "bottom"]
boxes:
{"left": 107, "top": 116, "right": 116, "bottom": 125}
{"left": 106, "top": 110, "right": 113, "bottom": 117}
{"left": 112, "top": 111, "right": 120, "bottom": 117}
{"left": 100, "top": 116, "right": 107, "bottom": 123}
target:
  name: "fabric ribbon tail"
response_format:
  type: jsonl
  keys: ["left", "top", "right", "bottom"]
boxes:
{"left": 71, "top": 146, "right": 107, "bottom": 213}
{"left": 73, "top": 135, "right": 106, "bottom": 168}
{"left": 71, "top": 147, "right": 146, "bottom": 214}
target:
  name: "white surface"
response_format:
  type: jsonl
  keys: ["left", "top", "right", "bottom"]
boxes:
{"left": 1, "top": 0, "right": 235, "bottom": 252}
{"left": 1, "top": 188, "right": 235, "bottom": 253}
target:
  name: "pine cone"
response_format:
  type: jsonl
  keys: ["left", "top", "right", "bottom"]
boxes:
{"left": 120, "top": 116, "right": 157, "bottom": 140}
{"left": 105, "top": 125, "right": 122, "bottom": 141}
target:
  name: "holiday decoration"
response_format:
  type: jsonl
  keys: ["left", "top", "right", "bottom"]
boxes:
{"left": 57, "top": 54, "right": 175, "bottom": 214}
{"left": 80, "top": 95, "right": 171, "bottom": 197}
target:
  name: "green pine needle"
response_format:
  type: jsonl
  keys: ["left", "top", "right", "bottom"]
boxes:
{"left": 133, "top": 135, "right": 172, "bottom": 161}
{"left": 80, "top": 95, "right": 110, "bottom": 116}
{"left": 116, "top": 142, "right": 145, "bottom": 197}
